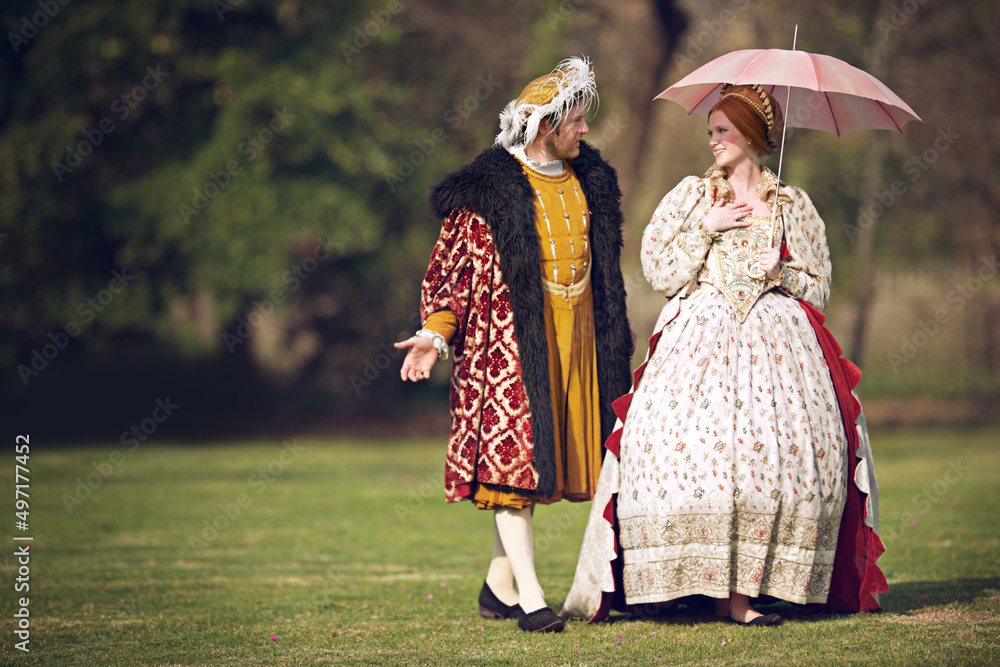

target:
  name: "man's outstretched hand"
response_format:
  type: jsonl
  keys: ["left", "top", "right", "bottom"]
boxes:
{"left": 395, "top": 336, "right": 439, "bottom": 382}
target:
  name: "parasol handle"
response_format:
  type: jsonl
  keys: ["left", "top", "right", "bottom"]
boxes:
{"left": 768, "top": 24, "right": 797, "bottom": 249}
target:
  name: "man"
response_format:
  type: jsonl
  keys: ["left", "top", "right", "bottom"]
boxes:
{"left": 395, "top": 57, "right": 633, "bottom": 633}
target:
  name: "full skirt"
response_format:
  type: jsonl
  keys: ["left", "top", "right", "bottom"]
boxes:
{"left": 616, "top": 287, "right": 848, "bottom": 605}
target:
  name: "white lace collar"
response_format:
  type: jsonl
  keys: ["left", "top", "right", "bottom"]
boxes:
{"left": 507, "top": 144, "right": 566, "bottom": 176}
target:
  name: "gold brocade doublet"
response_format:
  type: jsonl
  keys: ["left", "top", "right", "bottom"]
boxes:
{"left": 523, "top": 167, "right": 591, "bottom": 287}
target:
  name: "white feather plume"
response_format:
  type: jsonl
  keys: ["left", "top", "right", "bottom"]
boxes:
{"left": 494, "top": 56, "right": 598, "bottom": 148}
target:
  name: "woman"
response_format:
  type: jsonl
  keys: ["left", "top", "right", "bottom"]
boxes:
{"left": 561, "top": 83, "right": 886, "bottom": 626}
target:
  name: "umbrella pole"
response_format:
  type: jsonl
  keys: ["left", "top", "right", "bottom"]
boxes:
{"left": 768, "top": 25, "right": 797, "bottom": 249}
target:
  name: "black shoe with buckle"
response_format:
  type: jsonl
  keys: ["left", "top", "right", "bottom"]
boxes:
{"left": 478, "top": 581, "right": 524, "bottom": 620}
{"left": 517, "top": 607, "right": 565, "bottom": 633}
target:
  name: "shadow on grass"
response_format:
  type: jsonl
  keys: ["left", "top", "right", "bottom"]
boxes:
{"left": 878, "top": 577, "right": 1000, "bottom": 613}
{"left": 599, "top": 578, "right": 1000, "bottom": 625}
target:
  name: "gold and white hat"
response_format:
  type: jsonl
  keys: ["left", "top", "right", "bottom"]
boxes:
{"left": 495, "top": 56, "right": 598, "bottom": 148}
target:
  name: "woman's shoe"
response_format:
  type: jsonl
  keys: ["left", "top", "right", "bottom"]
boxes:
{"left": 730, "top": 612, "right": 783, "bottom": 626}
{"left": 478, "top": 581, "right": 524, "bottom": 620}
{"left": 517, "top": 607, "right": 565, "bottom": 633}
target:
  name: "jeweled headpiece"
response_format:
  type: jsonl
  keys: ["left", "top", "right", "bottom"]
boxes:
{"left": 495, "top": 56, "right": 598, "bottom": 148}
{"left": 715, "top": 83, "right": 783, "bottom": 155}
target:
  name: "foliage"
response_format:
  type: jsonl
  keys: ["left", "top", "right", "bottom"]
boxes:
{"left": 0, "top": 0, "right": 605, "bottom": 419}
{"left": 0, "top": 1, "right": 444, "bottom": 389}
{"left": 1, "top": 0, "right": 997, "bottom": 431}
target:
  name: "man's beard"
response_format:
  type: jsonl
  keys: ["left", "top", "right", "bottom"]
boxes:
{"left": 543, "top": 128, "right": 579, "bottom": 161}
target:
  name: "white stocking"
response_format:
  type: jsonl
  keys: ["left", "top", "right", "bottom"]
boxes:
{"left": 493, "top": 506, "right": 546, "bottom": 614}
{"left": 484, "top": 517, "right": 518, "bottom": 606}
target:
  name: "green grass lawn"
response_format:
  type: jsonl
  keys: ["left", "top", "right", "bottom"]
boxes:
{"left": 1, "top": 424, "right": 998, "bottom": 665}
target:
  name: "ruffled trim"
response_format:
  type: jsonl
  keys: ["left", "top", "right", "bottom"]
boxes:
{"left": 702, "top": 163, "right": 792, "bottom": 212}
{"left": 796, "top": 300, "right": 888, "bottom": 612}
{"left": 586, "top": 321, "right": 671, "bottom": 621}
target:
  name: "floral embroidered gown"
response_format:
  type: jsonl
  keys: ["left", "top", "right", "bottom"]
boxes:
{"left": 561, "top": 165, "right": 887, "bottom": 619}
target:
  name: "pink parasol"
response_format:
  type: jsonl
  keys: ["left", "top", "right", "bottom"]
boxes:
{"left": 656, "top": 28, "right": 920, "bottom": 250}
{"left": 656, "top": 48, "right": 921, "bottom": 136}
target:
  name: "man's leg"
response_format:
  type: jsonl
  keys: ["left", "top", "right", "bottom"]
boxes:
{"left": 493, "top": 506, "right": 546, "bottom": 614}
{"left": 494, "top": 506, "right": 564, "bottom": 632}
{"left": 485, "top": 516, "right": 518, "bottom": 607}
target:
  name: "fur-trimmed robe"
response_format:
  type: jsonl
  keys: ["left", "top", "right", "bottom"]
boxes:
{"left": 422, "top": 142, "right": 632, "bottom": 502}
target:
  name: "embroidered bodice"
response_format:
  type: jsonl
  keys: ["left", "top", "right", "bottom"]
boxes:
{"left": 698, "top": 212, "right": 782, "bottom": 322}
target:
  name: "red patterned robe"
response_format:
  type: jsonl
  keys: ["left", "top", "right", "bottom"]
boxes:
{"left": 421, "top": 144, "right": 633, "bottom": 502}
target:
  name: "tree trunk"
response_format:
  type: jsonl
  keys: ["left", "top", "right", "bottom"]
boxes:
{"left": 848, "top": 0, "right": 894, "bottom": 366}
{"left": 848, "top": 133, "right": 888, "bottom": 366}
{"left": 621, "top": 0, "right": 686, "bottom": 198}
{"left": 589, "top": 0, "right": 685, "bottom": 201}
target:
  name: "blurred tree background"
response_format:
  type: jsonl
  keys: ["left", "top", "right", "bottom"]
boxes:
{"left": 1, "top": 0, "right": 997, "bottom": 441}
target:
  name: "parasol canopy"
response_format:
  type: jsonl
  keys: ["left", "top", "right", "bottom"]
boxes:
{"left": 656, "top": 48, "right": 921, "bottom": 136}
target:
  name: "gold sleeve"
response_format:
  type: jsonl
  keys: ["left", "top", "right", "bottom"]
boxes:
{"left": 422, "top": 309, "right": 459, "bottom": 344}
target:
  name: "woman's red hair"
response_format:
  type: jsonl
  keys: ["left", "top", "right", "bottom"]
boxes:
{"left": 709, "top": 89, "right": 781, "bottom": 156}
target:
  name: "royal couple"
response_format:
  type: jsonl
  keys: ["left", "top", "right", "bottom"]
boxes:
{"left": 396, "top": 56, "right": 887, "bottom": 633}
